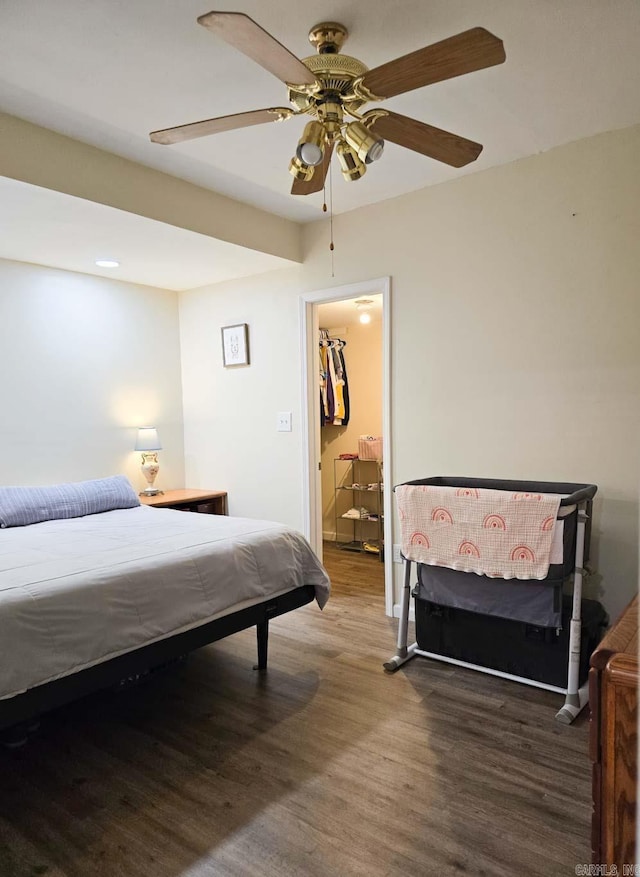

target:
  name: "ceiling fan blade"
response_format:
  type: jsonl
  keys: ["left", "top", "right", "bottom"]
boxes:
{"left": 150, "top": 107, "right": 293, "bottom": 145}
{"left": 198, "top": 11, "right": 317, "bottom": 87}
{"left": 371, "top": 111, "right": 482, "bottom": 167}
{"left": 291, "top": 142, "right": 334, "bottom": 195}
{"left": 361, "top": 27, "right": 505, "bottom": 99}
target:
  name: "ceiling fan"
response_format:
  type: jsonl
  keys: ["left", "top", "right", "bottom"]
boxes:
{"left": 150, "top": 12, "right": 506, "bottom": 196}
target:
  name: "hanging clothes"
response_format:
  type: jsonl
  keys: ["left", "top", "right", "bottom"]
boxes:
{"left": 319, "top": 331, "right": 350, "bottom": 427}
{"left": 330, "top": 343, "right": 345, "bottom": 421}
{"left": 319, "top": 331, "right": 330, "bottom": 425}
{"left": 341, "top": 348, "right": 350, "bottom": 425}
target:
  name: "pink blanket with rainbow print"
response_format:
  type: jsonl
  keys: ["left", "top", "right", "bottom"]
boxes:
{"left": 395, "top": 484, "right": 562, "bottom": 580}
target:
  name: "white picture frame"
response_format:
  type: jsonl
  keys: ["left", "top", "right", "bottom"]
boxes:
{"left": 221, "top": 323, "right": 250, "bottom": 367}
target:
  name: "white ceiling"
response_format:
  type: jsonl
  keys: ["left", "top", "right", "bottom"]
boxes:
{"left": 1, "top": 0, "right": 639, "bottom": 224}
{"left": 0, "top": 177, "right": 293, "bottom": 290}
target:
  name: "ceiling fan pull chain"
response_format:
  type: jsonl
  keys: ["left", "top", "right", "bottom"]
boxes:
{"left": 329, "top": 161, "right": 335, "bottom": 277}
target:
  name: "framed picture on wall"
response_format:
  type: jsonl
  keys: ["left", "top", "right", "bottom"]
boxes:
{"left": 221, "top": 323, "right": 250, "bottom": 367}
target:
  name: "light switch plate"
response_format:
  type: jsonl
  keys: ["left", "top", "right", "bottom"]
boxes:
{"left": 277, "top": 411, "right": 292, "bottom": 432}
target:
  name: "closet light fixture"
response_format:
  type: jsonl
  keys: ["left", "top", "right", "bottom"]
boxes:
{"left": 355, "top": 298, "right": 374, "bottom": 324}
{"left": 95, "top": 259, "right": 120, "bottom": 268}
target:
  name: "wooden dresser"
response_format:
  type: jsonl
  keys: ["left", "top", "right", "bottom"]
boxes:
{"left": 590, "top": 594, "right": 638, "bottom": 868}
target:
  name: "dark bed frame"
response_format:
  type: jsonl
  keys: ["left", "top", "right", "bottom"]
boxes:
{"left": 0, "top": 585, "right": 316, "bottom": 740}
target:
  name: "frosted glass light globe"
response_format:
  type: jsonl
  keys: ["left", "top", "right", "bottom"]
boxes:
{"left": 299, "top": 142, "right": 323, "bottom": 167}
{"left": 367, "top": 140, "right": 384, "bottom": 162}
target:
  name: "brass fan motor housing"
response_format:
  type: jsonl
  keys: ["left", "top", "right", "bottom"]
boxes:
{"left": 288, "top": 22, "right": 369, "bottom": 116}
{"left": 288, "top": 53, "right": 370, "bottom": 114}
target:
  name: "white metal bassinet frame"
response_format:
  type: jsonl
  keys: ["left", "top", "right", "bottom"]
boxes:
{"left": 384, "top": 503, "right": 590, "bottom": 724}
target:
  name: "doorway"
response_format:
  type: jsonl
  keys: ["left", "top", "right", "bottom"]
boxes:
{"left": 300, "top": 278, "right": 393, "bottom": 616}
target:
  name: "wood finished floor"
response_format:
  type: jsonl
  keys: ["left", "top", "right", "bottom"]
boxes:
{"left": 0, "top": 542, "right": 591, "bottom": 877}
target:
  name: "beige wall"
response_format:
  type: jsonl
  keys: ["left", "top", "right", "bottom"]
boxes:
{"left": 318, "top": 316, "right": 383, "bottom": 538}
{"left": 0, "top": 112, "right": 302, "bottom": 264}
{"left": 180, "top": 124, "right": 640, "bottom": 619}
{"left": 179, "top": 267, "right": 305, "bottom": 522}
{"left": 0, "top": 259, "right": 185, "bottom": 491}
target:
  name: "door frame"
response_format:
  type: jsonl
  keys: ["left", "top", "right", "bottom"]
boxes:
{"left": 299, "top": 276, "right": 393, "bottom": 616}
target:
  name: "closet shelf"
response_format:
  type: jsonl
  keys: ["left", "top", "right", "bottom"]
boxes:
{"left": 337, "top": 485, "right": 381, "bottom": 492}
{"left": 340, "top": 513, "right": 380, "bottom": 521}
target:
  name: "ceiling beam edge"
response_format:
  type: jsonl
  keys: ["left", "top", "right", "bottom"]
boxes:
{"left": 0, "top": 112, "right": 302, "bottom": 264}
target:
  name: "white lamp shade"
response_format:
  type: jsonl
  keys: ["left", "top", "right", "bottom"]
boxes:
{"left": 134, "top": 427, "right": 162, "bottom": 451}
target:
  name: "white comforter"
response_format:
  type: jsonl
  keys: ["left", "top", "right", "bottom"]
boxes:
{"left": 0, "top": 506, "right": 330, "bottom": 700}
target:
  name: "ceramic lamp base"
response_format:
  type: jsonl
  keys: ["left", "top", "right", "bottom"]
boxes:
{"left": 140, "top": 452, "right": 162, "bottom": 496}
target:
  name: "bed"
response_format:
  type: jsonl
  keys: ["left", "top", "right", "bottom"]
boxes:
{"left": 0, "top": 480, "right": 330, "bottom": 740}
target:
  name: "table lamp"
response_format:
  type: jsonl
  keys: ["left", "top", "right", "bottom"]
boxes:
{"left": 134, "top": 427, "right": 163, "bottom": 496}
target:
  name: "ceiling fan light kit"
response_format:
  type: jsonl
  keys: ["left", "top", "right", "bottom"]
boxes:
{"left": 289, "top": 154, "right": 315, "bottom": 182}
{"left": 336, "top": 141, "right": 366, "bottom": 182}
{"left": 150, "top": 12, "right": 506, "bottom": 196}
{"left": 343, "top": 120, "right": 384, "bottom": 164}
{"left": 296, "top": 120, "right": 326, "bottom": 166}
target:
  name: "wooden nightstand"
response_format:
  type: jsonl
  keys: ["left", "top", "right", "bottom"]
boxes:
{"left": 140, "top": 489, "right": 228, "bottom": 516}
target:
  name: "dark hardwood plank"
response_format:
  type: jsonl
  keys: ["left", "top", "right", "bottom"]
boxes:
{"left": 0, "top": 543, "right": 591, "bottom": 876}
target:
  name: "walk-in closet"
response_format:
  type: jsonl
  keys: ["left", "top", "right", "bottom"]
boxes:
{"left": 317, "top": 294, "right": 384, "bottom": 589}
